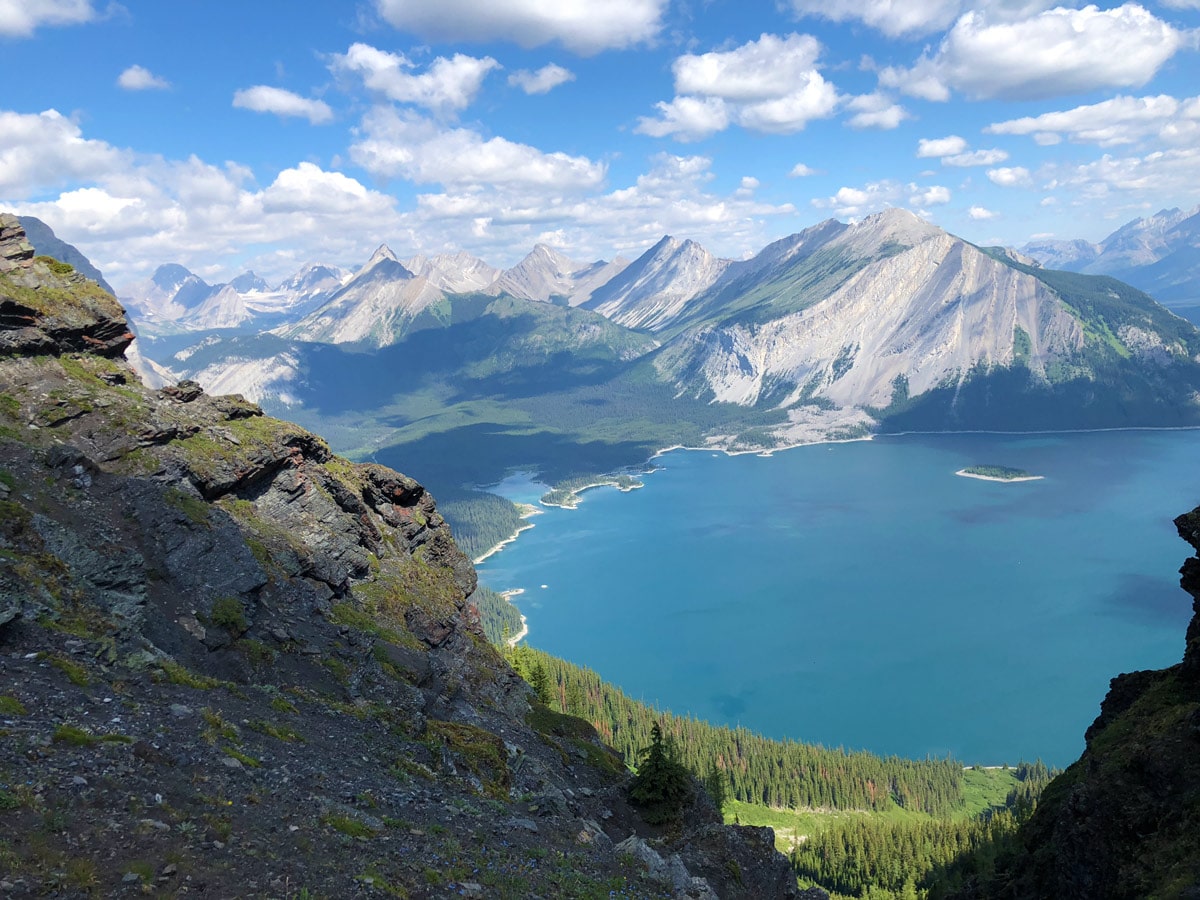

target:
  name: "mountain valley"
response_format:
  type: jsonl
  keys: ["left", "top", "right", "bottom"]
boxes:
{"left": 3, "top": 205, "right": 1200, "bottom": 896}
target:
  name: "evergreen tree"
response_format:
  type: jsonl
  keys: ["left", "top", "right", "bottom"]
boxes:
{"left": 529, "top": 662, "right": 552, "bottom": 705}
{"left": 630, "top": 722, "right": 693, "bottom": 825}
{"left": 704, "top": 763, "right": 728, "bottom": 814}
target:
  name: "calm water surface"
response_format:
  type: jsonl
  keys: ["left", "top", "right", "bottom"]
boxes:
{"left": 476, "top": 430, "right": 1200, "bottom": 766}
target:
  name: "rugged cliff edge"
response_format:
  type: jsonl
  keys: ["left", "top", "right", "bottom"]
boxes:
{"left": 946, "top": 505, "right": 1200, "bottom": 898}
{"left": 0, "top": 215, "right": 800, "bottom": 898}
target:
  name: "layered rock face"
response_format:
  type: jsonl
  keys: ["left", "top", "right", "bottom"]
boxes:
{"left": 951, "top": 505, "right": 1200, "bottom": 898}
{"left": 0, "top": 219, "right": 800, "bottom": 898}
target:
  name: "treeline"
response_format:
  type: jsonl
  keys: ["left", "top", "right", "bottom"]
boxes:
{"left": 793, "top": 811, "right": 1019, "bottom": 899}
{"left": 791, "top": 763, "right": 1056, "bottom": 899}
{"left": 507, "top": 645, "right": 966, "bottom": 817}
{"left": 438, "top": 489, "right": 524, "bottom": 561}
{"left": 470, "top": 585, "right": 522, "bottom": 645}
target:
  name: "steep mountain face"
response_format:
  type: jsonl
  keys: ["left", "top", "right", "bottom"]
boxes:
{"left": 276, "top": 262, "right": 348, "bottom": 295}
{"left": 16, "top": 215, "right": 115, "bottom": 294}
{"left": 1023, "top": 205, "right": 1200, "bottom": 308}
{"left": 492, "top": 244, "right": 630, "bottom": 306}
{"left": 228, "top": 270, "right": 270, "bottom": 293}
{"left": 405, "top": 250, "right": 500, "bottom": 294}
{"left": 947, "top": 504, "right": 1200, "bottom": 899}
{"left": 585, "top": 235, "right": 731, "bottom": 331}
{"left": 78, "top": 208, "right": 1200, "bottom": 456}
{"left": 654, "top": 209, "right": 1099, "bottom": 409}
{"left": 279, "top": 245, "right": 446, "bottom": 347}
{"left": 0, "top": 215, "right": 799, "bottom": 898}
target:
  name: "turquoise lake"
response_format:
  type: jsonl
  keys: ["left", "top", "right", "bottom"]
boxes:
{"left": 475, "top": 430, "right": 1200, "bottom": 767}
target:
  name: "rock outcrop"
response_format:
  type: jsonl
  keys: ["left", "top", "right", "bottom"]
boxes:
{"left": 0, "top": 218, "right": 799, "bottom": 897}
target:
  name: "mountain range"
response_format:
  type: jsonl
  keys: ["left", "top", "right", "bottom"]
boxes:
{"left": 1023, "top": 205, "right": 1200, "bottom": 317}
{"left": 11, "top": 207, "right": 1199, "bottom": 507}
{"left": 124, "top": 208, "right": 1200, "bottom": 428}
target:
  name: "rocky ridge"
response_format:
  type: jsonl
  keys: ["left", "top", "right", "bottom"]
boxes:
{"left": 0, "top": 215, "right": 801, "bottom": 898}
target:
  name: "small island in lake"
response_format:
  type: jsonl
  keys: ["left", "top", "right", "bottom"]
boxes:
{"left": 956, "top": 464, "right": 1044, "bottom": 483}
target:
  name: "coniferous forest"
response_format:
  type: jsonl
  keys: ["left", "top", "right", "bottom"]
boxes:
{"left": 500, "top": 639, "right": 1055, "bottom": 899}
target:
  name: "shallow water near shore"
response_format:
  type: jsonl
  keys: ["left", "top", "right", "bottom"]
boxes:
{"left": 476, "top": 430, "right": 1200, "bottom": 767}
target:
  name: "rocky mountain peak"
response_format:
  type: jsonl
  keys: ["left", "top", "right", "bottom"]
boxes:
{"left": 0, "top": 216, "right": 133, "bottom": 358}
{"left": 367, "top": 243, "right": 399, "bottom": 267}
{"left": 151, "top": 262, "right": 196, "bottom": 292}
{"left": 0, "top": 213, "right": 35, "bottom": 272}
{"left": 847, "top": 206, "right": 941, "bottom": 249}
{"left": 229, "top": 270, "right": 269, "bottom": 293}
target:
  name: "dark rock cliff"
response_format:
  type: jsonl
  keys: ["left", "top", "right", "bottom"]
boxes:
{"left": 949, "top": 505, "right": 1200, "bottom": 898}
{"left": 0, "top": 215, "right": 800, "bottom": 898}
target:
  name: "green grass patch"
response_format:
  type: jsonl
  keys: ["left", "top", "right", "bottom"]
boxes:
{"left": 426, "top": 720, "right": 510, "bottom": 800}
{"left": 201, "top": 707, "right": 239, "bottom": 744}
{"left": 960, "top": 766, "right": 1023, "bottom": 816}
{"left": 247, "top": 719, "right": 306, "bottom": 743}
{"left": 163, "top": 488, "right": 211, "bottom": 527}
{"left": 0, "top": 695, "right": 27, "bottom": 716}
{"left": 155, "top": 660, "right": 232, "bottom": 691}
{"left": 321, "top": 812, "right": 377, "bottom": 839}
{"left": 45, "top": 653, "right": 90, "bottom": 686}
{"left": 208, "top": 596, "right": 248, "bottom": 635}
{"left": 34, "top": 255, "right": 74, "bottom": 276}
{"left": 52, "top": 724, "right": 131, "bottom": 746}
{"left": 223, "top": 746, "right": 261, "bottom": 768}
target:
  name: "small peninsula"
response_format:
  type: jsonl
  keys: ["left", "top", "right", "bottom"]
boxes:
{"left": 956, "top": 464, "right": 1044, "bottom": 483}
{"left": 541, "top": 473, "right": 644, "bottom": 509}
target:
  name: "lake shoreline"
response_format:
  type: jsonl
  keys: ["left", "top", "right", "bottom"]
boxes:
{"left": 473, "top": 427, "right": 1200, "bottom": 764}
{"left": 472, "top": 503, "right": 542, "bottom": 565}
{"left": 541, "top": 479, "right": 645, "bottom": 509}
{"left": 476, "top": 424, "right": 1200, "bottom": 565}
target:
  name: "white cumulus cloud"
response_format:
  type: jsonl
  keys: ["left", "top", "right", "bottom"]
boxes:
{"left": 0, "top": 109, "right": 126, "bottom": 198}
{"left": 881, "top": 4, "right": 1183, "bottom": 102}
{"left": 0, "top": 0, "right": 97, "bottom": 36}
{"left": 232, "top": 86, "right": 333, "bottom": 125}
{"left": 261, "top": 163, "right": 394, "bottom": 215}
{"left": 968, "top": 205, "right": 997, "bottom": 219}
{"left": 636, "top": 96, "right": 730, "bottom": 142}
{"left": 987, "top": 94, "right": 1200, "bottom": 148}
{"left": 846, "top": 93, "right": 909, "bottom": 129}
{"left": 372, "top": 0, "right": 666, "bottom": 54}
{"left": 508, "top": 64, "right": 575, "bottom": 95}
{"left": 988, "top": 166, "right": 1033, "bottom": 186}
{"left": 785, "top": 0, "right": 962, "bottom": 37}
{"left": 912, "top": 184, "right": 951, "bottom": 206}
{"left": 333, "top": 44, "right": 499, "bottom": 114}
{"left": 943, "top": 149, "right": 1009, "bottom": 167}
{"left": 917, "top": 135, "right": 967, "bottom": 158}
{"left": 350, "top": 109, "right": 606, "bottom": 191}
{"left": 814, "top": 181, "right": 950, "bottom": 217}
{"left": 638, "top": 33, "right": 839, "bottom": 139}
{"left": 918, "top": 136, "right": 1008, "bottom": 167}
{"left": 1046, "top": 147, "right": 1200, "bottom": 204}
{"left": 789, "top": 163, "right": 819, "bottom": 177}
{"left": 117, "top": 65, "right": 170, "bottom": 91}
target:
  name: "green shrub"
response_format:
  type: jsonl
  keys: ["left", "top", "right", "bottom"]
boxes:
{"left": 209, "top": 596, "right": 248, "bottom": 635}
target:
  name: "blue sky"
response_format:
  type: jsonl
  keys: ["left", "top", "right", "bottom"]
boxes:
{"left": 1, "top": 0, "right": 1198, "bottom": 288}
